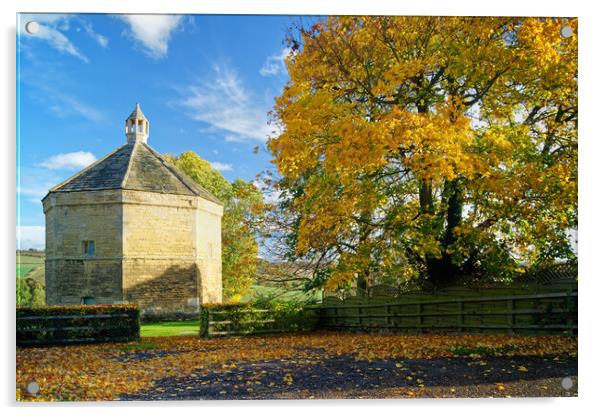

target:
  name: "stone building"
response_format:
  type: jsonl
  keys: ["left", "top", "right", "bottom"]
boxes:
{"left": 43, "top": 103, "right": 223, "bottom": 315}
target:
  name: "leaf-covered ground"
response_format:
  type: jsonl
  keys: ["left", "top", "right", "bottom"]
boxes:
{"left": 16, "top": 331, "right": 577, "bottom": 401}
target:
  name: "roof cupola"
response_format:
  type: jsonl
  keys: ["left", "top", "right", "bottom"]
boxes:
{"left": 125, "top": 102, "right": 149, "bottom": 144}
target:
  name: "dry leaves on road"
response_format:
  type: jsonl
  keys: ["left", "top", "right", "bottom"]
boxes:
{"left": 16, "top": 331, "right": 577, "bottom": 401}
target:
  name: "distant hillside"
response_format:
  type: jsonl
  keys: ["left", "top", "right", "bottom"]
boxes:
{"left": 16, "top": 251, "right": 45, "bottom": 306}
{"left": 17, "top": 249, "right": 45, "bottom": 258}
{"left": 255, "top": 258, "right": 314, "bottom": 288}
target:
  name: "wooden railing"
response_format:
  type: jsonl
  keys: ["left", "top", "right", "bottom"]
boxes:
{"left": 317, "top": 291, "right": 577, "bottom": 336}
{"left": 200, "top": 306, "right": 319, "bottom": 338}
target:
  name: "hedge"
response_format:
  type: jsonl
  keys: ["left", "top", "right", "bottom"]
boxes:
{"left": 200, "top": 302, "right": 319, "bottom": 338}
{"left": 17, "top": 304, "right": 140, "bottom": 346}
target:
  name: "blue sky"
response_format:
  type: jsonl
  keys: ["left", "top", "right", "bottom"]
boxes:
{"left": 17, "top": 13, "right": 296, "bottom": 249}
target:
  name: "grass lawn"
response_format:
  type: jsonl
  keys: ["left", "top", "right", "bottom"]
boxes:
{"left": 140, "top": 320, "right": 200, "bottom": 337}
{"left": 242, "top": 284, "right": 323, "bottom": 303}
{"left": 16, "top": 255, "right": 44, "bottom": 279}
{"left": 16, "top": 264, "right": 37, "bottom": 278}
{"left": 140, "top": 285, "right": 321, "bottom": 338}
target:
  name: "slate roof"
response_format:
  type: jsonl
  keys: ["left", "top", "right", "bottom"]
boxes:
{"left": 46, "top": 143, "right": 223, "bottom": 205}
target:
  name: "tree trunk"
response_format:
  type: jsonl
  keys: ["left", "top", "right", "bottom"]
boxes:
{"left": 419, "top": 181, "right": 433, "bottom": 213}
{"left": 357, "top": 270, "right": 368, "bottom": 295}
{"left": 425, "top": 179, "right": 464, "bottom": 287}
{"left": 356, "top": 210, "right": 371, "bottom": 296}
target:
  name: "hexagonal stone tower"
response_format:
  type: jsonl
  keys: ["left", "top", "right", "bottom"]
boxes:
{"left": 43, "top": 103, "right": 223, "bottom": 315}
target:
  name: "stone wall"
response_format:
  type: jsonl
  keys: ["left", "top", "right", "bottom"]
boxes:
{"left": 45, "top": 259, "right": 123, "bottom": 305}
{"left": 44, "top": 190, "right": 124, "bottom": 305}
{"left": 43, "top": 189, "right": 223, "bottom": 313}
{"left": 122, "top": 259, "right": 198, "bottom": 312}
{"left": 196, "top": 198, "right": 223, "bottom": 303}
{"left": 121, "top": 191, "right": 197, "bottom": 257}
{"left": 121, "top": 190, "right": 223, "bottom": 310}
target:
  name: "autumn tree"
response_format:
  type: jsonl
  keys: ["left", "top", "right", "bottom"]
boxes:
{"left": 268, "top": 16, "right": 577, "bottom": 290}
{"left": 167, "top": 151, "right": 266, "bottom": 301}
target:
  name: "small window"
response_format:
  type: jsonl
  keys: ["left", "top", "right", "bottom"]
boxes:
{"left": 81, "top": 297, "right": 96, "bottom": 305}
{"left": 82, "top": 240, "right": 95, "bottom": 257}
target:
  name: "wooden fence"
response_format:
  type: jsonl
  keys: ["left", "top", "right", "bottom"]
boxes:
{"left": 201, "top": 270, "right": 577, "bottom": 338}
{"left": 200, "top": 306, "right": 319, "bottom": 338}
{"left": 317, "top": 290, "right": 577, "bottom": 335}
{"left": 324, "top": 264, "right": 578, "bottom": 301}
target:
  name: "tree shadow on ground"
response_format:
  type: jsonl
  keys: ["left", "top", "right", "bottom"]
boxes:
{"left": 121, "top": 351, "right": 577, "bottom": 400}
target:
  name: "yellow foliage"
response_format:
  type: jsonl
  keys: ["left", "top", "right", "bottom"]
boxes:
{"left": 268, "top": 16, "right": 577, "bottom": 289}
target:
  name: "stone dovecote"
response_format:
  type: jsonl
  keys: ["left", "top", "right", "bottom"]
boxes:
{"left": 43, "top": 103, "right": 223, "bottom": 315}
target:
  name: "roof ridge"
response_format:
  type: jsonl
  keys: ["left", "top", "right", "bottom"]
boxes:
{"left": 44, "top": 144, "right": 131, "bottom": 199}
{"left": 44, "top": 142, "right": 224, "bottom": 205}
{"left": 140, "top": 143, "right": 224, "bottom": 205}
{"left": 121, "top": 142, "right": 138, "bottom": 188}
{"left": 139, "top": 144, "right": 199, "bottom": 195}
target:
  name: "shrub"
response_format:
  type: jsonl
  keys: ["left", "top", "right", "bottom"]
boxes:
{"left": 17, "top": 304, "right": 140, "bottom": 346}
{"left": 200, "top": 301, "right": 318, "bottom": 338}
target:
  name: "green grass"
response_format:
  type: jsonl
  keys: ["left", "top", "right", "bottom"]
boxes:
{"left": 139, "top": 284, "right": 321, "bottom": 338}
{"left": 242, "top": 284, "right": 323, "bottom": 303}
{"left": 16, "top": 255, "right": 45, "bottom": 279}
{"left": 140, "top": 320, "right": 200, "bottom": 337}
{"left": 18, "top": 255, "right": 44, "bottom": 263}
{"left": 16, "top": 264, "right": 36, "bottom": 278}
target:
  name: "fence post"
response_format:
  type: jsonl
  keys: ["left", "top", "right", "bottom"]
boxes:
{"left": 566, "top": 289, "right": 574, "bottom": 335}
{"left": 200, "top": 307, "right": 210, "bottom": 338}
{"left": 386, "top": 304, "right": 391, "bottom": 329}
{"left": 417, "top": 303, "right": 422, "bottom": 332}
{"left": 333, "top": 305, "right": 337, "bottom": 329}
{"left": 507, "top": 299, "right": 515, "bottom": 335}
{"left": 457, "top": 299, "right": 463, "bottom": 332}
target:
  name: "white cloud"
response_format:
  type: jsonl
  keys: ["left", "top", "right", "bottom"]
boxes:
{"left": 19, "top": 13, "right": 95, "bottom": 63}
{"left": 117, "top": 15, "right": 183, "bottom": 59}
{"left": 19, "top": 14, "right": 110, "bottom": 62}
{"left": 179, "top": 64, "right": 274, "bottom": 143}
{"left": 20, "top": 73, "right": 107, "bottom": 122}
{"left": 252, "top": 179, "right": 282, "bottom": 204}
{"left": 210, "top": 161, "right": 233, "bottom": 172}
{"left": 47, "top": 93, "right": 107, "bottom": 122}
{"left": 260, "top": 47, "right": 293, "bottom": 77}
{"left": 224, "top": 134, "right": 247, "bottom": 143}
{"left": 17, "top": 167, "right": 62, "bottom": 201}
{"left": 17, "top": 184, "right": 51, "bottom": 199}
{"left": 32, "top": 22, "right": 89, "bottom": 62}
{"left": 81, "top": 20, "right": 108, "bottom": 48}
{"left": 17, "top": 226, "right": 45, "bottom": 250}
{"left": 38, "top": 151, "right": 97, "bottom": 170}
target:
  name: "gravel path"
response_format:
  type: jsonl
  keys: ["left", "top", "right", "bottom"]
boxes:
{"left": 121, "top": 349, "right": 577, "bottom": 400}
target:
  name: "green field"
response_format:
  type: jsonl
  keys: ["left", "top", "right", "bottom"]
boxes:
{"left": 242, "top": 284, "right": 322, "bottom": 303}
{"left": 140, "top": 320, "right": 200, "bottom": 337}
{"left": 16, "top": 254, "right": 46, "bottom": 306}
{"left": 16, "top": 255, "right": 44, "bottom": 280}
{"left": 140, "top": 285, "right": 321, "bottom": 337}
